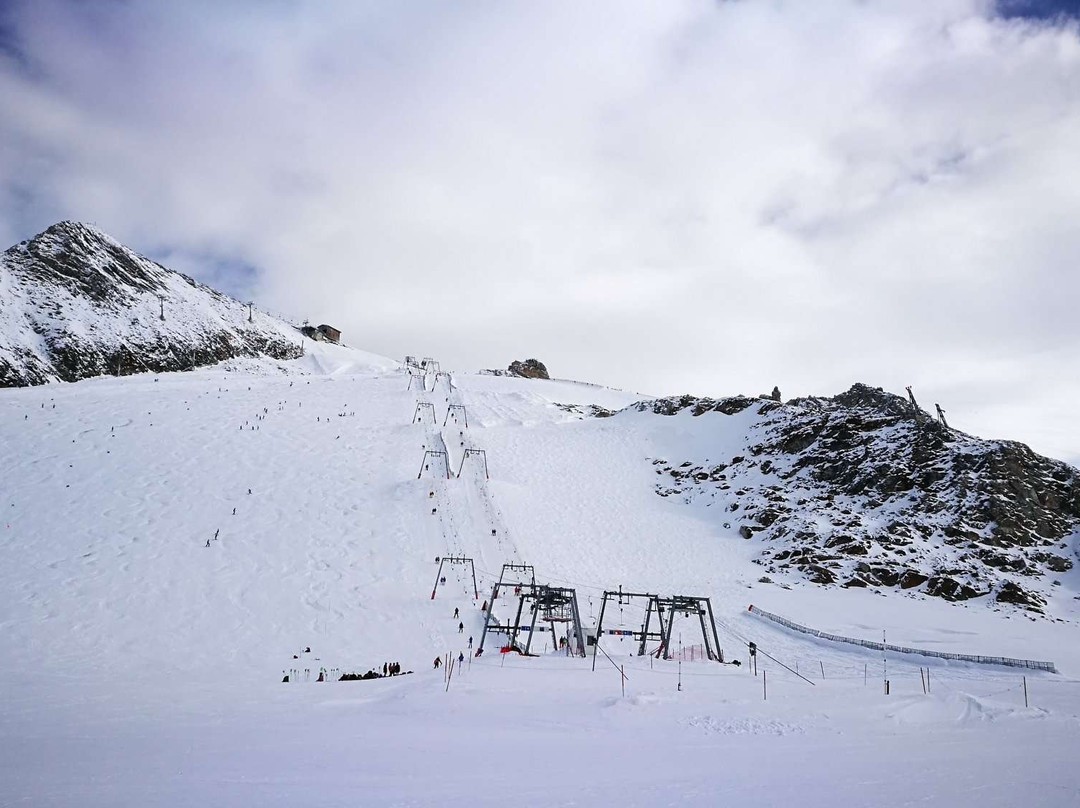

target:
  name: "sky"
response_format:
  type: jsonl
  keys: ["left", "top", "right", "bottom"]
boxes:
{"left": 1, "top": 0, "right": 1078, "bottom": 464}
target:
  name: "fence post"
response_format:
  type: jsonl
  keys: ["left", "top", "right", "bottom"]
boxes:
{"left": 763, "top": 670, "right": 767, "bottom": 701}
{"left": 1023, "top": 676, "right": 1028, "bottom": 708}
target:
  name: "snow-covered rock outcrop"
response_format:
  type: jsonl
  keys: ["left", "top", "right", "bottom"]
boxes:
{"left": 0, "top": 221, "right": 304, "bottom": 386}
{"left": 634, "top": 384, "right": 1080, "bottom": 611}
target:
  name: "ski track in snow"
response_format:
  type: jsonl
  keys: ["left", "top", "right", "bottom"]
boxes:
{"left": 2, "top": 343, "right": 1080, "bottom": 806}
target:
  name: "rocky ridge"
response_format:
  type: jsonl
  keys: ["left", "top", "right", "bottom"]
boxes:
{"left": 634, "top": 384, "right": 1080, "bottom": 612}
{"left": 0, "top": 221, "right": 304, "bottom": 387}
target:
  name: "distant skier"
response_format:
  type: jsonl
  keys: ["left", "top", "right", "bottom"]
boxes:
{"left": 468, "top": 636, "right": 473, "bottom": 649}
{"left": 458, "top": 622, "right": 464, "bottom": 633}
{"left": 383, "top": 662, "right": 388, "bottom": 676}
{"left": 453, "top": 607, "right": 459, "bottom": 619}
{"left": 205, "top": 539, "right": 210, "bottom": 547}
{"left": 458, "top": 652, "right": 464, "bottom": 664}
{"left": 214, "top": 529, "right": 219, "bottom": 541}
{"left": 434, "top": 657, "right": 442, "bottom": 669}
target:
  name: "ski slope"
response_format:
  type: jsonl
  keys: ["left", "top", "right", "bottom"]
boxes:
{"left": 2, "top": 342, "right": 1079, "bottom": 807}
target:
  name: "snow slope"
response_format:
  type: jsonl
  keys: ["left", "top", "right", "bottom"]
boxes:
{"left": 2, "top": 343, "right": 1079, "bottom": 806}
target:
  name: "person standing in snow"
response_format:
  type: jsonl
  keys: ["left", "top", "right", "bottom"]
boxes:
{"left": 468, "top": 636, "right": 473, "bottom": 649}
{"left": 458, "top": 622, "right": 464, "bottom": 633}
{"left": 453, "top": 607, "right": 459, "bottom": 619}
{"left": 433, "top": 657, "right": 442, "bottom": 669}
{"left": 458, "top": 652, "right": 464, "bottom": 664}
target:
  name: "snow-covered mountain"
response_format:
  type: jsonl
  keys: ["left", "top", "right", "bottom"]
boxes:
{"left": 0, "top": 221, "right": 304, "bottom": 386}
{"left": 638, "top": 386, "right": 1080, "bottom": 612}
{"left": 3, "top": 225, "right": 1080, "bottom": 805}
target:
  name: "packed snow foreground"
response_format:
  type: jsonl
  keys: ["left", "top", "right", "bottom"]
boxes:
{"left": 2, "top": 341, "right": 1079, "bottom": 807}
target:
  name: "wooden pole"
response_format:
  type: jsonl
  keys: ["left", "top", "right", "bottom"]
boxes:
{"left": 1023, "top": 676, "right": 1028, "bottom": 708}
{"left": 864, "top": 663, "right": 867, "bottom": 686}
{"left": 920, "top": 667, "right": 926, "bottom": 694}
{"left": 763, "top": 670, "right": 767, "bottom": 701}
{"left": 927, "top": 668, "right": 931, "bottom": 693}
{"left": 621, "top": 665, "right": 625, "bottom": 698}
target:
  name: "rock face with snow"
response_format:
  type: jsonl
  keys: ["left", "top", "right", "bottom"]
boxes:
{"left": 643, "top": 384, "right": 1080, "bottom": 611}
{"left": 507, "top": 358, "right": 549, "bottom": 379}
{"left": 0, "top": 221, "right": 304, "bottom": 387}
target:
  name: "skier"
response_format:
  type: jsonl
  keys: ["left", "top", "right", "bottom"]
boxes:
{"left": 383, "top": 662, "right": 388, "bottom": 676}
{"left": 433, "top": 657, "right": 442, "bottom": 669}
{"left": 458, "top": 652, "right": 464, "bottom": 664}
{"left": 214, "top": 528, "right": 219, "bottom": 541}
{"left": 468, "top": 636, "right": 473, "bottom": 649}
{"left": 458, "top": 622, "right": 464, "bottom": 633}
{"left": 453, "top": 607, "right": 459, "bottom": 619}
{"left": 205, "top": 539, "right": 211, "bottom": 547}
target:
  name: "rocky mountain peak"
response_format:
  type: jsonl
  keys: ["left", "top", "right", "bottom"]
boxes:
{"left": 6, "top": 220, "right": 170, "bottom": 303}
{"left": 0, "top": 222, "right": 303, "bottom": 387}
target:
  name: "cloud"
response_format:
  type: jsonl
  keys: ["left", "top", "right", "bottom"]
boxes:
{"left": 1, "top": 0, "right": 1079, "bottom": 463}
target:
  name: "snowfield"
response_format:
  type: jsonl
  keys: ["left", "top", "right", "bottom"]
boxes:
{"left": 2, "top": 341, "right": 1079, "bottom": 807}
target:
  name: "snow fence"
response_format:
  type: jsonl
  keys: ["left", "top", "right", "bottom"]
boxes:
{"left": 747, "top": 605, "right": 1057, "bottom": 674}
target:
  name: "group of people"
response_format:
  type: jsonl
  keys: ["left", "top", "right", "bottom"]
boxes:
{"left": 382, "top": 661, "right": 403, "bottom": 676}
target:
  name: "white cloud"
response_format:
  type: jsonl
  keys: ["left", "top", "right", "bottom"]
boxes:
{"left": 1, "top": 0, "right": 1078, "bottom": 463}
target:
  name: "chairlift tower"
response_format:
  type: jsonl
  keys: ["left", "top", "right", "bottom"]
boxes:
{"left": 412, "top": 401, "right": 436, "bottom": 425}
{"left": 477, "top": 563, "right": 536, "bottom": 655}
{"left": 444, "top": 404, "right": 468, "bottom": 428}
{"left": 653, "top": 595, "right": 723, "bottom": 662}
{"left": 592, "top": 588, "right": 664, "bottom": 670}
{"left": 417, "top": 450, "right": 450, "bottom": 480}
{"left": 431, "top": 555, "right": 478, "bottom": 600}
{"left": 511, "top": 585, "right": 586, "bottom": 657}
{"left": 905, "top": 385, "right": 923, "bottom": 424}
{"left": 456, "top": 448, "right": 489, "bottom": 479}
{"left": 935, "top": 403, "right": 949, "bottom": 429}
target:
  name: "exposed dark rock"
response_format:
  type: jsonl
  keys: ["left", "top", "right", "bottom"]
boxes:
{"left": 996, "top": 581, "right": 1046, "bottom": 608}
{"left": 898, "top": 570, "right": 929, "bottom": 589}
{"left": 925, "top": 576, "right": 984, "bottom": 602}
{"left": 507, "top": 359, "right": 549, "bottom": 380}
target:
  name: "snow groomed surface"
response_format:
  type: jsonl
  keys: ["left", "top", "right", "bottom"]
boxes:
{"left": 2, "top": 342, "right": 1079, "bottom": 806}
